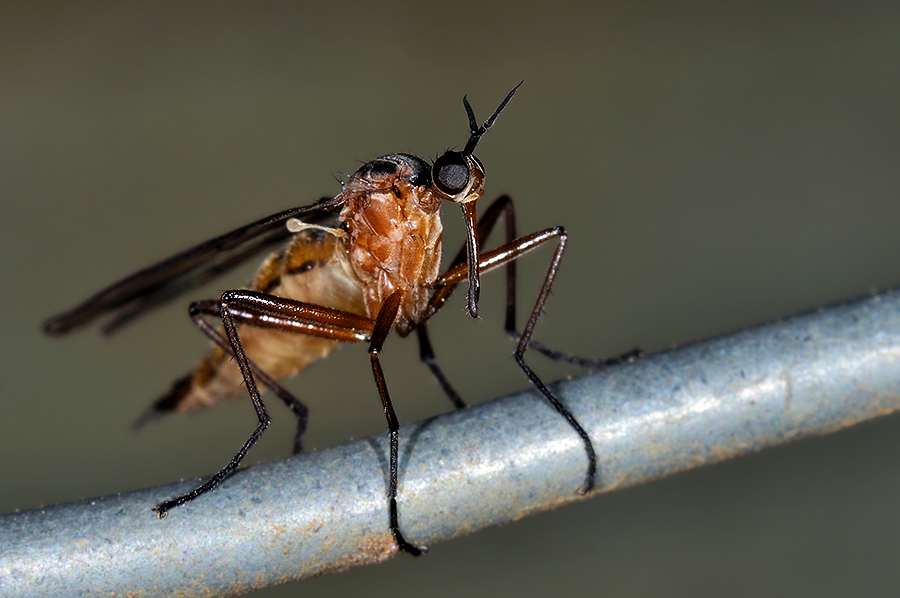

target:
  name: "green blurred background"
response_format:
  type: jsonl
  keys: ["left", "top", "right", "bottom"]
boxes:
{"left": 3, "top": 1, "right": 900, "bottom": 596}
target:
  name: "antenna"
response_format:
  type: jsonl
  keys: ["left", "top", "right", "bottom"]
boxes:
{"left": 462, "top": 81, "right": 523, "bottom": 156}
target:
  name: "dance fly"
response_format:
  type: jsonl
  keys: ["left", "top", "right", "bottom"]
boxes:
{"left": 43, "top": 83, "right": 638, "bottom": 555}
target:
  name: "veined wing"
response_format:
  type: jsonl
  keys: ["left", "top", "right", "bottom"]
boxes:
{"left": 43, "top": 196, "right": 344, "bottom": 336}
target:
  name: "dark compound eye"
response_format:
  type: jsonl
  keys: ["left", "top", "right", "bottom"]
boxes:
{"left": 432, "top": 151, "right": 470, "bottom": 196}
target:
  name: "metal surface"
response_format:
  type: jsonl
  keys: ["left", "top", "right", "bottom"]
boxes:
{"left": 3, "top": 289, "right": 900, "bottom": 597}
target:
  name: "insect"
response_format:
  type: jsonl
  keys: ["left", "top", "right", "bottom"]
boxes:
{"left": 43, "top": 84, "right": 638, "bottom": 555}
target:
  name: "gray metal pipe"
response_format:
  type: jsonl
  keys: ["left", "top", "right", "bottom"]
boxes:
{"left": 3, "top": 289, "right": 900, "bottom": 597}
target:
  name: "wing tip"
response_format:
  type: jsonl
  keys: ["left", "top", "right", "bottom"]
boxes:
{"left": 42, "top": 313, "right": 77, "bottom": 336}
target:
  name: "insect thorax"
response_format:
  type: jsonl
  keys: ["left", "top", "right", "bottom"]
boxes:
{"left": 338, "top": 154, "right": 443, "bottom": 330}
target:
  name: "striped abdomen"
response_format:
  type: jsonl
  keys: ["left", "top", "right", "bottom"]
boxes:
{"left": 137, "top": 228, "right": 365, "bottom": 424}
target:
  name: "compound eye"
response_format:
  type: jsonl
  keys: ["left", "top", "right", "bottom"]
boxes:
{"left": 433, "top": 151, "right": 470, "bottom": 196}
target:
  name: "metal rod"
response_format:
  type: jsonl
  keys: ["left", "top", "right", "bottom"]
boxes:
{"left": 3, "top": 289, "right": 900, "bottom": 597}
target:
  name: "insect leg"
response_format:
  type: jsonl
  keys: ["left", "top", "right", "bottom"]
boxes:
{"left": 433, "top": 227, "right": 599, "bottom": 493}
{"left": 433, "top": 195, "right": 641, "bottom": 367}
{"left": 424, "top": 195, "right": 517, "bottom": 322}
{"left": 522, "top": 339, "right": 643, "bottom": 367}
{"left": 153, "top": 295, "right": 275, "bottom": 518}
{"left": 508, "top": 229, "right": 599, "bottom": 493}
{"left": 153, "top": 291, "right": 373, "bottom": 518}
{"left": 416, "top": 324, "right": 465, "bottom": 409}
{"left": 370, "top": 291, "right": 424, "bottom": 556}
{"left": 188, "top": 300, "right": 309, "bottom": 454}
{"left": 413, "top": 195, "right": 517, "bottom": 408}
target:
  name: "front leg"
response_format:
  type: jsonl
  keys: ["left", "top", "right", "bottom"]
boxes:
{"left": 430, "top": 227, "right": 600, "bottom": 493}
{"left": 412, "top": 195, "right": 517, "bottom": 408}
{"left": 424, "top": 194, "right": 641, "bottom": 375}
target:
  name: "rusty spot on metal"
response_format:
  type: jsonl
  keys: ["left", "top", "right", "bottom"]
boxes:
{"left": 304, "top": 531, "right": 397, "bottom": 580}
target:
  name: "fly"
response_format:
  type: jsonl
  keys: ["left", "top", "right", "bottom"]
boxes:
{"left": 43, "top": 83, "right": 639, "bottom": 555}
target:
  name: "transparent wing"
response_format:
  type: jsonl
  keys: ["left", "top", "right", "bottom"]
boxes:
{"left": 43, "top": 197, "right": 344, "bottom": 336}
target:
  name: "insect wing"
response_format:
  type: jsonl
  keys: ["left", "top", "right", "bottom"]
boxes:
{"left": 43, "top": 197, "right": 344, "bottom": 335}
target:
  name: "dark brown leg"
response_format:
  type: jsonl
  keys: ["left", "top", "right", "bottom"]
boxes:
{"left": 430, "top": 226, "right": 600, "bottom": 493}
{"left": 153, "top": 295, "right": 275, "bottom": 518}
{"left": 507, "top": 228, "right": 598, "bottom": 493}
{"left": 370, "top": 291, "right": 425, "bottom": 556}
{"left": 416, "top": 324, "right": 466, "bottom": 409}
{"left": 520, "top": 340, "right": 643, "bottom": 368}
{"left": 424, "top": 195, "right": 517, "bottom": 322}
{"left": 155, "top": 290, "right": 424, "bottom": 555}
{"left": 188, "top": 300, "right": 309, "bottom": 454}
{"left": 427, "top": 193, "right": 639, "bottom": 403}
{"left": 153, "top": 290, "right": 374, "bottom": 518}
{"left": 414, "top": 195, "right": 517, "bottom": 408}
{"left": 437, "top": 195, "right": 642, "bottom": 369}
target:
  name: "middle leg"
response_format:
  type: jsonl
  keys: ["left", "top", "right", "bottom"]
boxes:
{"left": 369, "top": 291, "right": 425, "bottom": 556}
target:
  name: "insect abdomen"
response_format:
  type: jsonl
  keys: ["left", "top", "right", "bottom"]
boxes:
{"left": 133, "top": 229, "right": 366, "bottom": 427}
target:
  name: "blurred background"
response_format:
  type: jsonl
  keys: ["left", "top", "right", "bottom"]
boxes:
{"left": 3, "top": 1, "right": 900, "bottom": 596}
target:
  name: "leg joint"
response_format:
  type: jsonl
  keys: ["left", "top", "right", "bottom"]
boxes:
{"left": 220, "top": 289, "right": 240, "bottom": 304}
